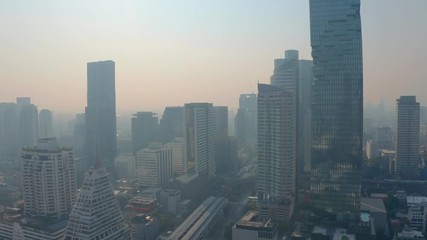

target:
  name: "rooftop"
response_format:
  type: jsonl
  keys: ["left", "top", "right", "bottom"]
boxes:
{"left": 235, "top": 210, "right": 276, "bottom": 230}
{"left": 361, "top": 197, "right": 387, "bottom": 213}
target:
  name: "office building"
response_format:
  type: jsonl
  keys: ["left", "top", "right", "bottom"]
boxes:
{"left": 21, "top": 138, "right": 76, "bottom": 219}
{"left": 298, "top": 60, "right": 314, "bottom": 183}
{"left": 160, "top": 189, "right": 181, "bottom": 215}
{"left": 39, "top": 109, "right": 53, "bottom": 138}
{"left": 396, "top": 96, "right": 420, "bottom": 179}
{"left": 85, "top": 60, "right": 117, "bottom": 178}
{"left": 257, "top": 84, "right": 296, "bottom": 221}
{"left": 159, "top": 106, "right": 184, "bottom": 143}
{"left": 214, "top": 106, "right": 229, "bottom": 172}
{"left": 366, "top": 140, "right": 379, "bottom": 160}
{"left": 136, "top": 143, "right": 172, "bottom": 188}
{"left": 115, "top": 154, "right": 136, "bottom": 180}
{"left": 232, "top": 211, "right": 279, "bottom": 240}
{"left": 309, "top": 0, "right": 363, "bottom": 219}
{"left": 235, "top": 94, "right": 257, "bottom": 147}
{"left": 131, "top": 111, "right": 159, "bottom": 156}
{"left": 184, "top": 103, "right": 216, "bottom": 177}
{"left": 18, "top": 98, "right": 38, "bottom": 147}
{"left": 130, "top": 215, "right": 159, "bottom": 240}
{"left": 165, "top": 137, "right": 185, "bottom": 174}
{"left": 64, "top": 163, "right": 130, "bottom": 240}
{"left": 376, "top": 127, "right": 393, "bottom": 150}
{"left": 0, "top": 103, "right": 19, "bottom": 158}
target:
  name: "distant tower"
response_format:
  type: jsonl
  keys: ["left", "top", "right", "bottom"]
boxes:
{"left": 257, "top": 84, "right": 296, "bottom": 221}
{"left": 64, "top": 163, "right": 131, "bottom": 240}
{"left": 21, "top": 138, "right": 76, "bottom": 218}
{"left": 131, "top": 111, "right": 159, "bottom": 156}
{"left": 184, "top": 103, "right": 216, "bottom": 177}
{"left": 235, "top": 94, "right": 257, "bottom": 147}
{"left": 159, "top": 106, "right": 184, "bottom": 143}
{"left": 213, "top": 106, "right": 229, "bottom": 173}
{"left": 136, "top": 143, "right": 173, "bottom": 188}
{"left": 0, "top": 103, "right": 20, "bottom": 158}
{"left": 39, "top": 109, "right": 53, "bottom": 138}
{"left": 17, "top": 97, "right": 38, "bottom": 147}
{"left": 396, "top": 96, "right": 420, "bottom": 179}
{"left": 85, "top": 60, "right": 117, "bottom": 178}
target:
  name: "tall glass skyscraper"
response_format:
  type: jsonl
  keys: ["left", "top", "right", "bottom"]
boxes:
{"left": 85, "top": 60, "right": 117, "bottom": 178}
{"left": 309, "top": 0, "right": 363, "bottom": 219}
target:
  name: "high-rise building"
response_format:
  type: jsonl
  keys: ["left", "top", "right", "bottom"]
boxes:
{"left": 165, "top": 137, "right": 185, "bottom": 175}
{"left": 376, "top": 126, "right": 393, "bottom": 150}
{"left": 18, "top": 98, "right": 38, "bottom": 147}
{"left": 131, "top": 111, "right": 159, "bottom": 156}
{"left": 136, "top": 143, "right": 173, "bottom": 188}
{"left": 309, "top": 0, "right": 363, "bottom": 219}
{"left": 184, "top": 103, "right": 216, "bottom": 177}
{"left": 115, "top": 154, "right": 136, "bottom": 181}
{"left": 39, "top": 109, "right": 53, "bottom": 138}
{"left": 21, "top": 138, "right": 76, "bottom": 218}
{"left": 235, "top": 94, "right": 257, "bottom": 147}
{"left": 396, "top": 96, "right": 420, "bottom": 179}
{"left": 64, "top": 163, "right": 131, "bottom": 240}
{"left": 159, "top": 106, "right": 184, "bottom": 143}
{"left": 85, "top": 60, "right": 117, "bottom": 178}
{"left": 214, "top": 106, "right": 229, "bottom": 173}
{"left": 298, "top": 60, "right": 314, "bottom": 181}
{"left": 0, "top": 103, "right": 19, "bottom": 158}
{"left": 257, "top": 84, "right": 296, "bottom": 221}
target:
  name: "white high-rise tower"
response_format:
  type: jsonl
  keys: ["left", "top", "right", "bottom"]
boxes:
{"left": 21, "top": 138, "right": 76, "bottom": 218}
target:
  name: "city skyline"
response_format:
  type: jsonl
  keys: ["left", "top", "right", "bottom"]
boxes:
{"left": 1, "top": 0, "right": 427, "bottom": 114}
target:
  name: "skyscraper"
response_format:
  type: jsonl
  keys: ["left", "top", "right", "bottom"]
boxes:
{"left": 235, "top": 94, "right": 257, "bottom": 147}
{"left": 64, "top": 163, "right": 130, "bottom": 240}
{"left": 18, "top": 98, "right": 38, "bottom": 147}
{"left": 85, "top": 60, "right": 117, "bottom": 178}
{"left": 257, "top": 84, "right": 296, "bottom": 221}
{"left": 131, "top": 111, "right": 159, "bottom": 156}
{"left": 184, "top": 103, "right": 216, "bottom": 177}
{"left": 214, "top": 106, "right": 229, "bottom": 173}
{"left": 159, "top": 106, "right": 184, "bottom": 143}
{"left": 309, "top": 0, "right": 363, "bottom": 219}
{"left": 396, "top": 96, "right": 420, "bottom": 179}
{"left": 39, "top": 109, "right": 53, "bottom": 138}
{"left": 21, "top": 138, "right": 76, "bottom": 218}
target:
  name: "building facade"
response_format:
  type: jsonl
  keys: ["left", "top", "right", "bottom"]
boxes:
{"left": 165, "top": 138, "right": 185, "bottom": 175}
{"left": 235, "top": 94, "right": 257, "bottom": 147}
{"left": 257, "top": 84, "right": 296, "bottom": 221}
{"left": 309, "top": 0, "right": 363, "bottom": 219}
{"left": 21, "top": 138, "right": 76, "bottom": 219}
{"left": 184, "top": 103, "right": 216, "bottom": 177}
{"left": 132, "top": 111, "right": 159, "bottom": 156}
{"left": 85, "top": 60, "right": 117, "bottom": 178}
{"left": 39, "top": 109, "right": 53, "bottom": 139}
{"left": 136, "top": 143, "right": 173, "bottom": 188}
{"left": 64, "top": 164, "right": 130, "bottom": 240}
{"left": 396, "top": 96, "right": 420, "bottom": 179}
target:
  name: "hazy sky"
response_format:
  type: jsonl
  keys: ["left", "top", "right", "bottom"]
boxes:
{"left": 1, "top": 0, "right": 426, "bottom": 114}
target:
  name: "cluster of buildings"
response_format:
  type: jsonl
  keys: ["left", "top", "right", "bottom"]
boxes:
{"left": 1, "top": 0, "right": 426, "bottom": 240}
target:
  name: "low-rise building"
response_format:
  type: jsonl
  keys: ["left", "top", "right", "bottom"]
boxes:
{"left": 159, "top": 189, "right": 181, "bottom": 215}
{"left": 130, "top": 214, "right": 158, "bottom": 240}
{"left": 232, "top": 210, "right": 279, "bottom": 240}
